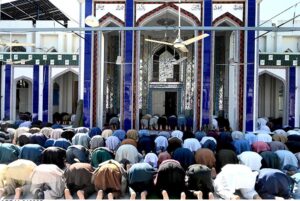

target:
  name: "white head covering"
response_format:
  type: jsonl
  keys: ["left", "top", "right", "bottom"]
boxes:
{"left": 231, "top": 131, "right": 245, "bottom": 140}
{"left": 72, "top": 133, "right": 91, "bottom": 148}
{"left": 212, "top": 118, "right": 219, "bottom": 130}
{"left": 287, "top": 130, "right": 300, "bottom": 136}
{"left": 90, "top": 135, "right": 105, "bottom": 150}
{"left": 245, "top": 132, "right": 258, "bottom": 145}
{"left": 171, "top": 130, "right": 183, "bottom": 141}
{"left": 238, "top": 151, "right": 262, "bottom": 171}
{"left": 260, "top": 125, "right": 271, "bottom": 133}
{"left": 115, "top": 144, "right": 140, "bottom": 164}
{"left": 155, "top": 136, "right": 168, "bottom": 149}
{"left": 19, "top": 121, "right": 32, "bottom": 128}
{"left": 275, "top": 150, "right": 298, "bottom": 169}
{"left": 273, "top": 129, "right": 288, "bottom": 137}
{"left": 40, "top": 127, "right": 53, "bottom": 138}
{"left": 50, "top": 128, "right": 63, "bottom": 139}
{"left": 183, "top": 138, "right": 201, "bottom": 152}
{"left": 257, "top": 118, "right": 268, "bottom": 129}
{"left": 257, "top": 133, "right": 272, "bottom": 143}
{"left": 102, "top": 129, "right": 113, "bottom": 140}
{"left": 16, "top": 127, "right": 30, "bottom": 139}
{"left": 105, "top": 136, "right": 121, "bottom": 151}
{"left": 200, "top": 136, "right": 217, "bottom": 145}
{"left": 75, "top": 127, "right": 89, "bottom": 134}
{"left": 6, "top": 128, "right": 16, "bottom": 135}
{"left": 144, "top": 153, "right": 158, "bottom": 168}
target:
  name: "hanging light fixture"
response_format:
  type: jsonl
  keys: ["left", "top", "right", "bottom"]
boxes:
{"left": 85, "top": 15, "right": 99, "bottom": 27}
{"left": 115, "top": 31, "right": 122, "bottom": 65}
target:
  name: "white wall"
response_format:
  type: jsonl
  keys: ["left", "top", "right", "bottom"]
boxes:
{"left": 0, "top": 20, "right": 80, "bottom": 54}
{"left": 259, "top": 20, "right": 300, "bottom": 53}
{"left": 0, "top": 21, "right": 33, "bottom": 52}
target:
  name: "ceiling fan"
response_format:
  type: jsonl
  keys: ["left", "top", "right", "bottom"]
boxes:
{"left": 0, "top": 34, "right": 35, "bottom": 65}
{"left": 0, "top": 40, "right": 35, "bottom": 47}
{"left": 145, "top": 0, "right": 209, "bottom": 53}
{"left": 1, "top": 59, "right": 32, "bottom": 65}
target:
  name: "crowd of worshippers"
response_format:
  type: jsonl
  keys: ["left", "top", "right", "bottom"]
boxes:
{"left": 1, "top": 117, "right": 300, "bottom": 200}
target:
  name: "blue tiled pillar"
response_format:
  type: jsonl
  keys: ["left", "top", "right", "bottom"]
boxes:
{"left": 289, "top": 66, "right": 296, "bottom": 127}
{"left": 32, "top": 65, "right": 39, "bottom": 122}
{"left": 201, "top": 0, "right": 212, "bottom": 127}
{"left": 83, "top": 0, "right": 93, "bottom": 127}
{"left": 42, "top": 65, "right": 49, "bottom": 123}
{"left": 123, "top": 0, "right": 134, "bottom": 131}
{"left": 245, "top": 0, "right": 256, "bottom": 131}
{"left": 4, "top": 64, "right": 11, "bottom": 120}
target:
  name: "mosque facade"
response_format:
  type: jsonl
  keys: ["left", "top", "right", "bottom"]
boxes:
{"left": 0, "top": 0, "right": 299, "bottom": 131}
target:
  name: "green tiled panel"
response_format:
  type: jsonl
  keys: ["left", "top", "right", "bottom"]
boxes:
{"left": 259, "top": 53, "right": 300, "bottom": 66}
{"left": 0, "top": 53, "right": 79, "bottom": 66}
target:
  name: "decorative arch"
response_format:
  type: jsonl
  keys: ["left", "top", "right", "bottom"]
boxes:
{"left": 14, "top": 76, "right": 32, "bottom": 84}
{"left": 98, "top": 12, "right": 125, "bottom": 27}
{"left": 213, "top": 12, "right": 243, "bottom": 26}
{"left": 152, "top": 45, "right": 180, "bottom": 60}
{"left": 137, "top": 3, "right": 201, "bottom": 26}
{"left": 259, "top": 70, "right": 286, "bottom": 85}
{"left": 51, "top": 68, "right": 79, "bottom": 81}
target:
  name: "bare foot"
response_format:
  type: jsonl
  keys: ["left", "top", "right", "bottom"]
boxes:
{"left": 108, "top": 193, "right": 114, "bottom": 200}
{"left": 96, "top": 190, "right": 103, "bottom": 200}
{"left": 162, "top": 190, "right": 169, "bottom": 200}
{"left": 230, "top": 194, "right": 240, "bottom": 200}
{"left": 14, "top": 187, "right": 22, "bottom": 199}
{"left": 180, "top": 192, "right": 186, "bottom": 200}
{"left": 64, "top": 189, "right": 73, "bottom": 199}
{"left": 141, "top": 191, "right": 148, "bottom": 200}
{"left": 253, "top": 194, "right": 262, "bottom": 200}
{"left": 193, "top": 191, "right": 203, "bottom": 200}
{"left": 130, "top": 191, "right": 136, "bottom": 200}
{"left": 208, "top": 192, "right": 214, "bottom": 200}
{"left": 0, "top": 188, "right": 4, "bottom": 199}
{"left": 77, "top": 190, "right": 85, "bottom": 200}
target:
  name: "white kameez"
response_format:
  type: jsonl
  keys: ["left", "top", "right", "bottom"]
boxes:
{"left": 214, "top": 164, "right": 258, "bottom": 199}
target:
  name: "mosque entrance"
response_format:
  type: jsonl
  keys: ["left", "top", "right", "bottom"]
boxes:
{"left": 165, "top": 92, "right": 177, "bottom": 116}
{"left": 138, "top": 7, "right": 197, "bottom": 128}
{"left": 151, "top": 90, "right": 178, "bottom": 116}
{"left": 15, "top": 79, "right": 32, "bottom": 120}
{"left": 51, "top": 71, "right": 78, "bottom": 124}
{"left": 213, "top": 19, "right": 240, "bottom": 130}
{"left": 213, "top": 30, "right": 231, "bottom": 119}
{"left": 258, "top": 73, "right": 285, "bottom": 128}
